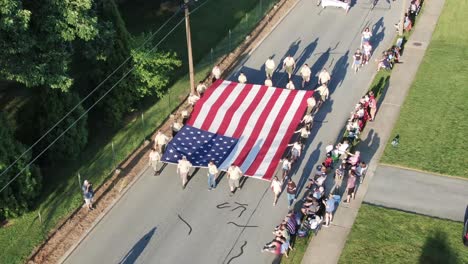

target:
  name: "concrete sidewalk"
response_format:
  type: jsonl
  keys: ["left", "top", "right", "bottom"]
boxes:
{"left": 301, "top": 0, "right": 447, "bottom": 263}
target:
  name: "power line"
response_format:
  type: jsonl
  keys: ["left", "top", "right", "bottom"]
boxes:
{"left": 0, "top": 0, "right": 213, "bottom": 193}
{"left": 0, "top": 8, "right": 184, "bottom": 179}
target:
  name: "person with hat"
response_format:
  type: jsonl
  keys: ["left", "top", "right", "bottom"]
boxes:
{"left": 82, "top": 180, "right": 94, "bottom": 210}
{"left": 177, "top": 156, "right": 192, "bottom": 189}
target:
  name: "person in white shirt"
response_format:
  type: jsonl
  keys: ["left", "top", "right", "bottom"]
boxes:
{"left": 238, "top": 72, "right": 247, "bottom": 84}
{"left": 188, "top": 93, "right": 200, "bottom": 106}
{"left": 307, "top": 96, "right": 316, "bottom": 115}
{"left": 171, "top": 118, "right": 183, "bottom": 137}
{"left": 300, "top": 63, "right": 312, "bottom": 88}
{"left": 283, "top": 55, "right": 296, "bottom": 80}
{"left": 211, "top": 64, "right": 221, "bottom": 83}
{"left": 318, "top": 68, "right": 331, "bottom": 86}
{"left": 154, "top": 130, "right": 169, "bottom": 153}
{"left": 196, "top": 81, "right": 207, "bottom": 97}
{"left": 227, "top": 164, "right": 243, "bottom": 195}
{"left": 207, "top": 160, "right": 218, "bottom": 190}
{"left": 301, "top": 114, "right": 313, "bottom": 129}
{"left": 295, "top": 126, "right": 310, "bottom": 146}
{"left": 336, "top": 140, "right": 349, "bottom": 156}
{"left": 177, "top": 156, "right": 192, "bottom": 189}
{"left": 363, "top": 41, "right": 372, "bottom": 64}
{"left": 264, "top": 77, "right": 273, "bottom": 87}
{"left": 281, "top": 157, "right": 292, "bottom": 182}
{"left": 315, "top": 83, "right": 329, "bottom": 102}
{"left": 361, "top": 27, "right": 372, "bottom": 48}
{"left": 265, "top": 56, "right": 275, "bottom": 79}
{"left": 149, "top": 148, "right": 161, "bottom": 175}
{"left": 288, "top": 141, "right": 302, "bottom": 163}
{"left": 286, "top": 79, "right": 295, "bottom": 90}
{"left": 270, "top": 176, "right": 282, "bottom": 206}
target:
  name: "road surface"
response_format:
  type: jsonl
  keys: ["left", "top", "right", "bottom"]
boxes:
{"left": 65, "top": 1, "right": 403, "bottom": 263}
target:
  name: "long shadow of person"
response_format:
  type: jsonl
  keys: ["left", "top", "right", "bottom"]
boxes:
{"left": 371, "top": 18, "right": 386, "bottom": 50}
{"left": 272, "top": 39, "right": 302, "bottom": 86}
{"left": 310, "top": 47, "right": 332, "bottom": 88}
{"left": 119, "top": 227, "right": 157, "bottom": 264}
{"left": 329, "top": 51, "right": 350, "bottom": 94}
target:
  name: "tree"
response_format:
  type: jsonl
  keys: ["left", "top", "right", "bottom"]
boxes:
{"left": 0, "top": 0, "right": 98, "bottom": 91}
{"left": 131, "top": 45, "right": 181, "bottom": 98}
{"left": 35, "top": 89, "right": 88, "bottom": 163}
{"left": 0, "top": 113, "right": 42, "bottom": 219}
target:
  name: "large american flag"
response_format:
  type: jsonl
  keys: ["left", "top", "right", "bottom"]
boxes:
{"left": 162, "top": 80, "right": 313, "bottom": 180}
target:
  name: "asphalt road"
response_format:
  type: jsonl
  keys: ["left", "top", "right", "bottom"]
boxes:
{"left": 365, "top": 165, "right": 468, "bottom": 222}
{"left": 64, "top": 1, "right": 403, "bottom": 263}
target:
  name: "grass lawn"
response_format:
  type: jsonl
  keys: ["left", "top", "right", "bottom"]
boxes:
{"left": 381, "top": 0, "right": 468, "bottom": 177}
{"left": 0, "top": 1, "right": 278, "bottom": 263}
{"left": 339, "top": 204, "right": 468, "bottom": 264}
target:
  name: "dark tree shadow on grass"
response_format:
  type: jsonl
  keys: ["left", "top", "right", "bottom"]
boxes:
{"left": 419, "top": 230, "right": 460, "bottom": 264}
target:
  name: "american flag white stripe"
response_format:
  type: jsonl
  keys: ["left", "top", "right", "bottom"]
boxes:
{"left": 237, "top": 90, "right": 291, "bottom": 174}
{"left": 219, "top": 87, "right": 277, "bottom": 170}
{"left": 209, "top": 84, "right": 259, "bottom": 134}
{"left": 253, "top": 93, "right": 307, "bottom": 176}
{"left": 191, "top": 80, "right": 233, "bottom": 128}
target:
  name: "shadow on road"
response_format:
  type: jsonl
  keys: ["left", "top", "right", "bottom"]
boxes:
{"left": 119, "top": 227, "right": 157, "bottom": 264}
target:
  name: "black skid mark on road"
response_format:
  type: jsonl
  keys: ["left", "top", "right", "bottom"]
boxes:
{"left": 234, "top": 202, "right": 248, "bottom": 206}
{"left": 227, "top": 222, "right": 258, "bottom": 228}
{"left": 216, "top": 202, "right": 231, "bottom": 209}
{"left": 226, "top": 241, "right": 247, "bottom": 264}
{"left": 230, "top": 206, "right": 247, "bottom": 218}
{"left": 177, "top": 214, "right": 192, "bottom": 235}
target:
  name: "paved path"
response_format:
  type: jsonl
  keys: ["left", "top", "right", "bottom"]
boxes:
{"left": 302, "top": 0, "right": 448, "bottom": 263}
{"left": 63, "top": 1, "right": 403, "bottom": 263}
{"left": 365, "top": 165, "right": 468, "bottom": 222}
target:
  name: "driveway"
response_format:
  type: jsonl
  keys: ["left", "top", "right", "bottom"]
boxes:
{"left": 365, "top": 165, "right": 468, "bottom": 222}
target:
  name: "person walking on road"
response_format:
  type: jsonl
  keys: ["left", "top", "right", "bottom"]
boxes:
{"left": 315, "top": 83, "right": 330, "bottom": 104}
{"left": 177, "top": 156, "right": 192, "bottom": 189}
{"left": 154, "top": 130, "right": 169, "bottom": 154}
{"left": 286, "top": 79, "right": 295, "bottom": 90}
{"left": 265, "top": 56, "right": 275, "bottom": 79}
{"left": 211, "top": 64, "right": 221, "bottom": 83}
{"left": 300, "top": 63, "right": 312, "bottom": 88}
{"left": 318, "top": 68, "right": 331, "bottom": 86}
{"left": 227, "top": 164, "right": 243, "bottom": 195}
{"left": 238, "top": 71, "right": 247, "bottom": 84}
{"left": 281, "top": 157, "right": 292, "bottom": 183}
{"left": 82, "top": 180, "right": 94, "bottom": 211}
{"left": 265, "top": 77, "right": 273, "bottom": 87}
{"left": 344, "top": 170, "right": 357, "bottom": 203}
{"left": 149, "top": 147, "right": 161, "bottom": 175}
{"left": 207, "top": 160, "right": 218, "bottom": 190}
{"left": 286, "top": 178, "right": 297, "bottom": 208}
{"left": 323, "top": 193, "right": 335, "bottom": 227}
{"left": 353, "top": 49, "right": 363, "bottom": 73}
{"left": 283, "top": 55, "right": 296, "bottom": 80}
{"left": 271, "top": 176, "right": 282, "bottom": 206}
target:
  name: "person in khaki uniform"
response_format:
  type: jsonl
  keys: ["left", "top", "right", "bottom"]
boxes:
{"left": 177, "top": 156, "right": 192, "bottom": 189}
{"left": 149, "top": 148, "right": 161, "bottom": 175}
{"left": 154, "top": 130, "right": 169, "bottom": 153}
{"left": 318, "top": 68, "right": 331, "bottom": 86}
{"left": 282, "top": 55, "right": 296, "bottom": 80}
{"left": 265, "top": 56, "right": 275, "bottom": 79}
{"left": 300, "top": 63, "right": 312, "bottom": 88}
{"left": 238, "top": 72, "right": 247, "bottom": 84}
{"left": 227, "top": 164, "right": 243, "bottom": 195}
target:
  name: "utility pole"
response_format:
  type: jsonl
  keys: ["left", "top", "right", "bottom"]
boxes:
{"left": 399, "top": 0, "right": 408, "bottom": 36}
{"left": 184, "top": 0, "right": 196, "bottom": 95}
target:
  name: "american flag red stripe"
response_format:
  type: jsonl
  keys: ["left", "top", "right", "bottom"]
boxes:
{"left": 187, "top": 80, "right": 312, "bottom": 180}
